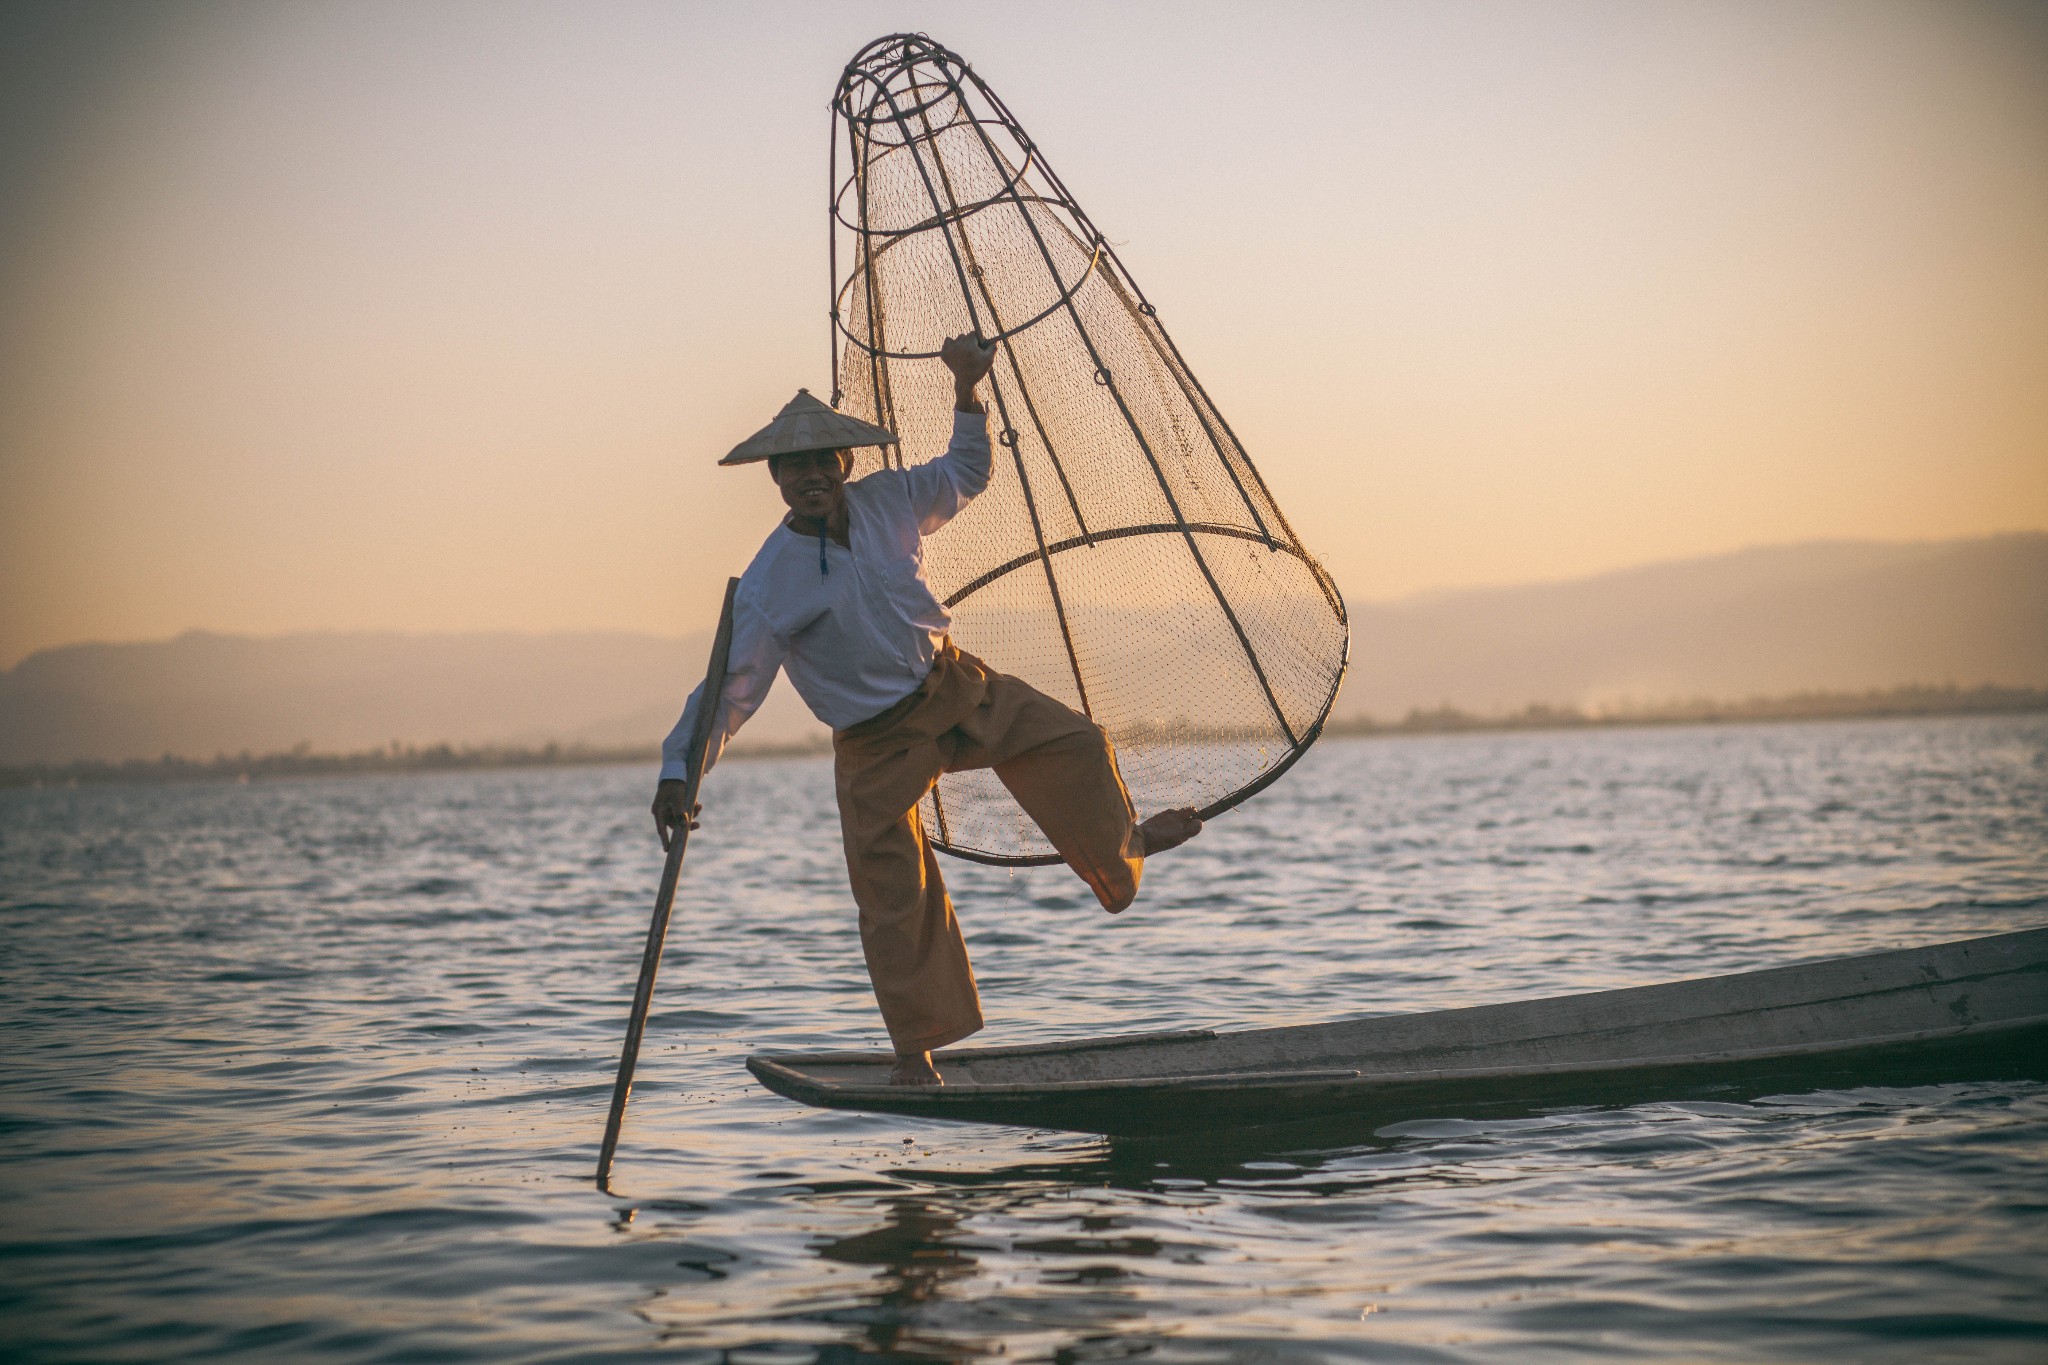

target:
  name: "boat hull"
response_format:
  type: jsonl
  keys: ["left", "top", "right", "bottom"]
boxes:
{"left": 745, "top": 927, "right": 2048, "bottom": 1136}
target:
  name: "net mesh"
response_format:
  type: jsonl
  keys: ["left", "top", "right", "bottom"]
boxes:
{"left": 830, "top": 35, "right": 1349, "bottom": 865}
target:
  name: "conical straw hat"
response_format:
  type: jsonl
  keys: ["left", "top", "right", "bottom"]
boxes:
{"left": 719, "top": 389, "right": 899, "bottom": 466}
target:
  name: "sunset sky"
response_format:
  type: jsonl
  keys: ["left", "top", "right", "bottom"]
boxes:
{"left": 2, "top": 0, "right": 2044, "bottom": 668}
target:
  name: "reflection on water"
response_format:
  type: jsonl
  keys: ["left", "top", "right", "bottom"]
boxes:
{"left": 609, "top": 1080, "right": 2048, "bottom": 1363}
{"left": 2, "top": 716, "right": 2046, "bottom": 1362}
{"left": 811, "top": 1200, "right": 987, "bottom": 1360}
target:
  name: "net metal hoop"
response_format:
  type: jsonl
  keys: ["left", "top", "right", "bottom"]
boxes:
{"left": 943, "top": 523, "right": 1327, "bottom": 610}
{"left": 830, "top": 33, "right": 1350, "bottom": 866}
{"left": 833, "top": 235, "right": 1102, "bottom": 362}
{"left": 831, "top": 143, "right": 1041, "bottom": 241}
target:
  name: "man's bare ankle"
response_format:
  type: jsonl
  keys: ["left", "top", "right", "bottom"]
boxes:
{"left": 889, "top": 1050, "right": 942, "bottom": 1086}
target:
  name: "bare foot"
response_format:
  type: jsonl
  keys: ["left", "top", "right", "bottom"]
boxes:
{"left": 889, "top": 1050, "right": 942, "bottom": 1086}
{"left": 1135, "top": 807, "right": 1203, "bottom": 856}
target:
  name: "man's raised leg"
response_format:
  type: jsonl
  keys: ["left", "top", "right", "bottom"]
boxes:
{"left": 960, "top": 670, "right": 1202, "bottom": 913}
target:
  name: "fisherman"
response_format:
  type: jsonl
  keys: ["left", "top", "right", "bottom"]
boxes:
{"left": 652, "top": 334, "right": 1203, "bottom": 1086}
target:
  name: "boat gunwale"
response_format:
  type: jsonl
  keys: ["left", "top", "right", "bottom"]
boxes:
{"left": 754, "top": 1027, "right": 1218, "bottom": 1069}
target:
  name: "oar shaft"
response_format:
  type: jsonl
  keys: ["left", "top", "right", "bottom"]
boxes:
{"left": 596, "top": 576, "right": 740, "bottom": 1189}
{"left": 594, "top": 831, "right": 687, "bottom": 1183}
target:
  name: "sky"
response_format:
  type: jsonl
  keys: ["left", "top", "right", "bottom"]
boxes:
{"left": 2, "top": 0, "right": 2044, "bottom": 668}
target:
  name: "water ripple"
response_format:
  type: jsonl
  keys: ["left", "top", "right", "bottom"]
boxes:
{"left": 1, "top": 717, "right": 2045, "bottom": 1361}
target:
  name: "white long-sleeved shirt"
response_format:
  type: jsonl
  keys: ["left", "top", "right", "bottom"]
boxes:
{"left": 660, "top": 408, "right": 992, "bottom": 781}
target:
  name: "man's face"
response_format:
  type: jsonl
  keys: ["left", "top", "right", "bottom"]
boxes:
{"left": 773, "top": 448, "right": 854, "bottom": 520}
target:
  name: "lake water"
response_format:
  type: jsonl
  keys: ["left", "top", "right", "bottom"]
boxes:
{"left": 4, "top": 715, "right": 2046, "bottom": 1362}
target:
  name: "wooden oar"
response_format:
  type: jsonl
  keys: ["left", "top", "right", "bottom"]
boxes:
{"left": 596, "top": 576, "right": 740, "bottom": 1190}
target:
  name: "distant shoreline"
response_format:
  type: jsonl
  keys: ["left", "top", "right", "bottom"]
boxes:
{"left": 1320, "top": 682, "right": 2048, "bottom": 738}
{"left": 2, "top": 683, "right": 2041, "bottom": 790}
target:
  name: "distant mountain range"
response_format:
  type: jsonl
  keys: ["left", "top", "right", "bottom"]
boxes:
{"left": 0, "top": 629, "right": 814, "bottom": 766}
{"left": 1340, "top": 531, "right": 2048, "bottom": 719}
{"left": 2, "top": 533, "right": 2041, "bottom": 766}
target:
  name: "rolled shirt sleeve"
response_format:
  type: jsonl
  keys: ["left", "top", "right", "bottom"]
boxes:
{"left": 902, "top": 408, "right": 992, "bottom": 534}
{"left": 659, "top": 597, "right": 784, "bottom": 782}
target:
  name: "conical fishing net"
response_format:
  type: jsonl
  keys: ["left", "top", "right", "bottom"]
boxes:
{"left": 830, "top": 34, "right": 1350, "bottom": 866}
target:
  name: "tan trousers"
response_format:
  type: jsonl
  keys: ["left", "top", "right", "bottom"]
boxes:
{"left": 833, "top": 642, "right": 1141, "bottom": 1053}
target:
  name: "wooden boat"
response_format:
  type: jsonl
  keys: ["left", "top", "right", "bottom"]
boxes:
{"left": 746, "top": 927, "right": 2048, "bottom": 1135}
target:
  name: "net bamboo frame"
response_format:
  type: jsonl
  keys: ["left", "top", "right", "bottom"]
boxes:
{"left": 830, "top": 33, "right": 1349, "bottom": 866}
